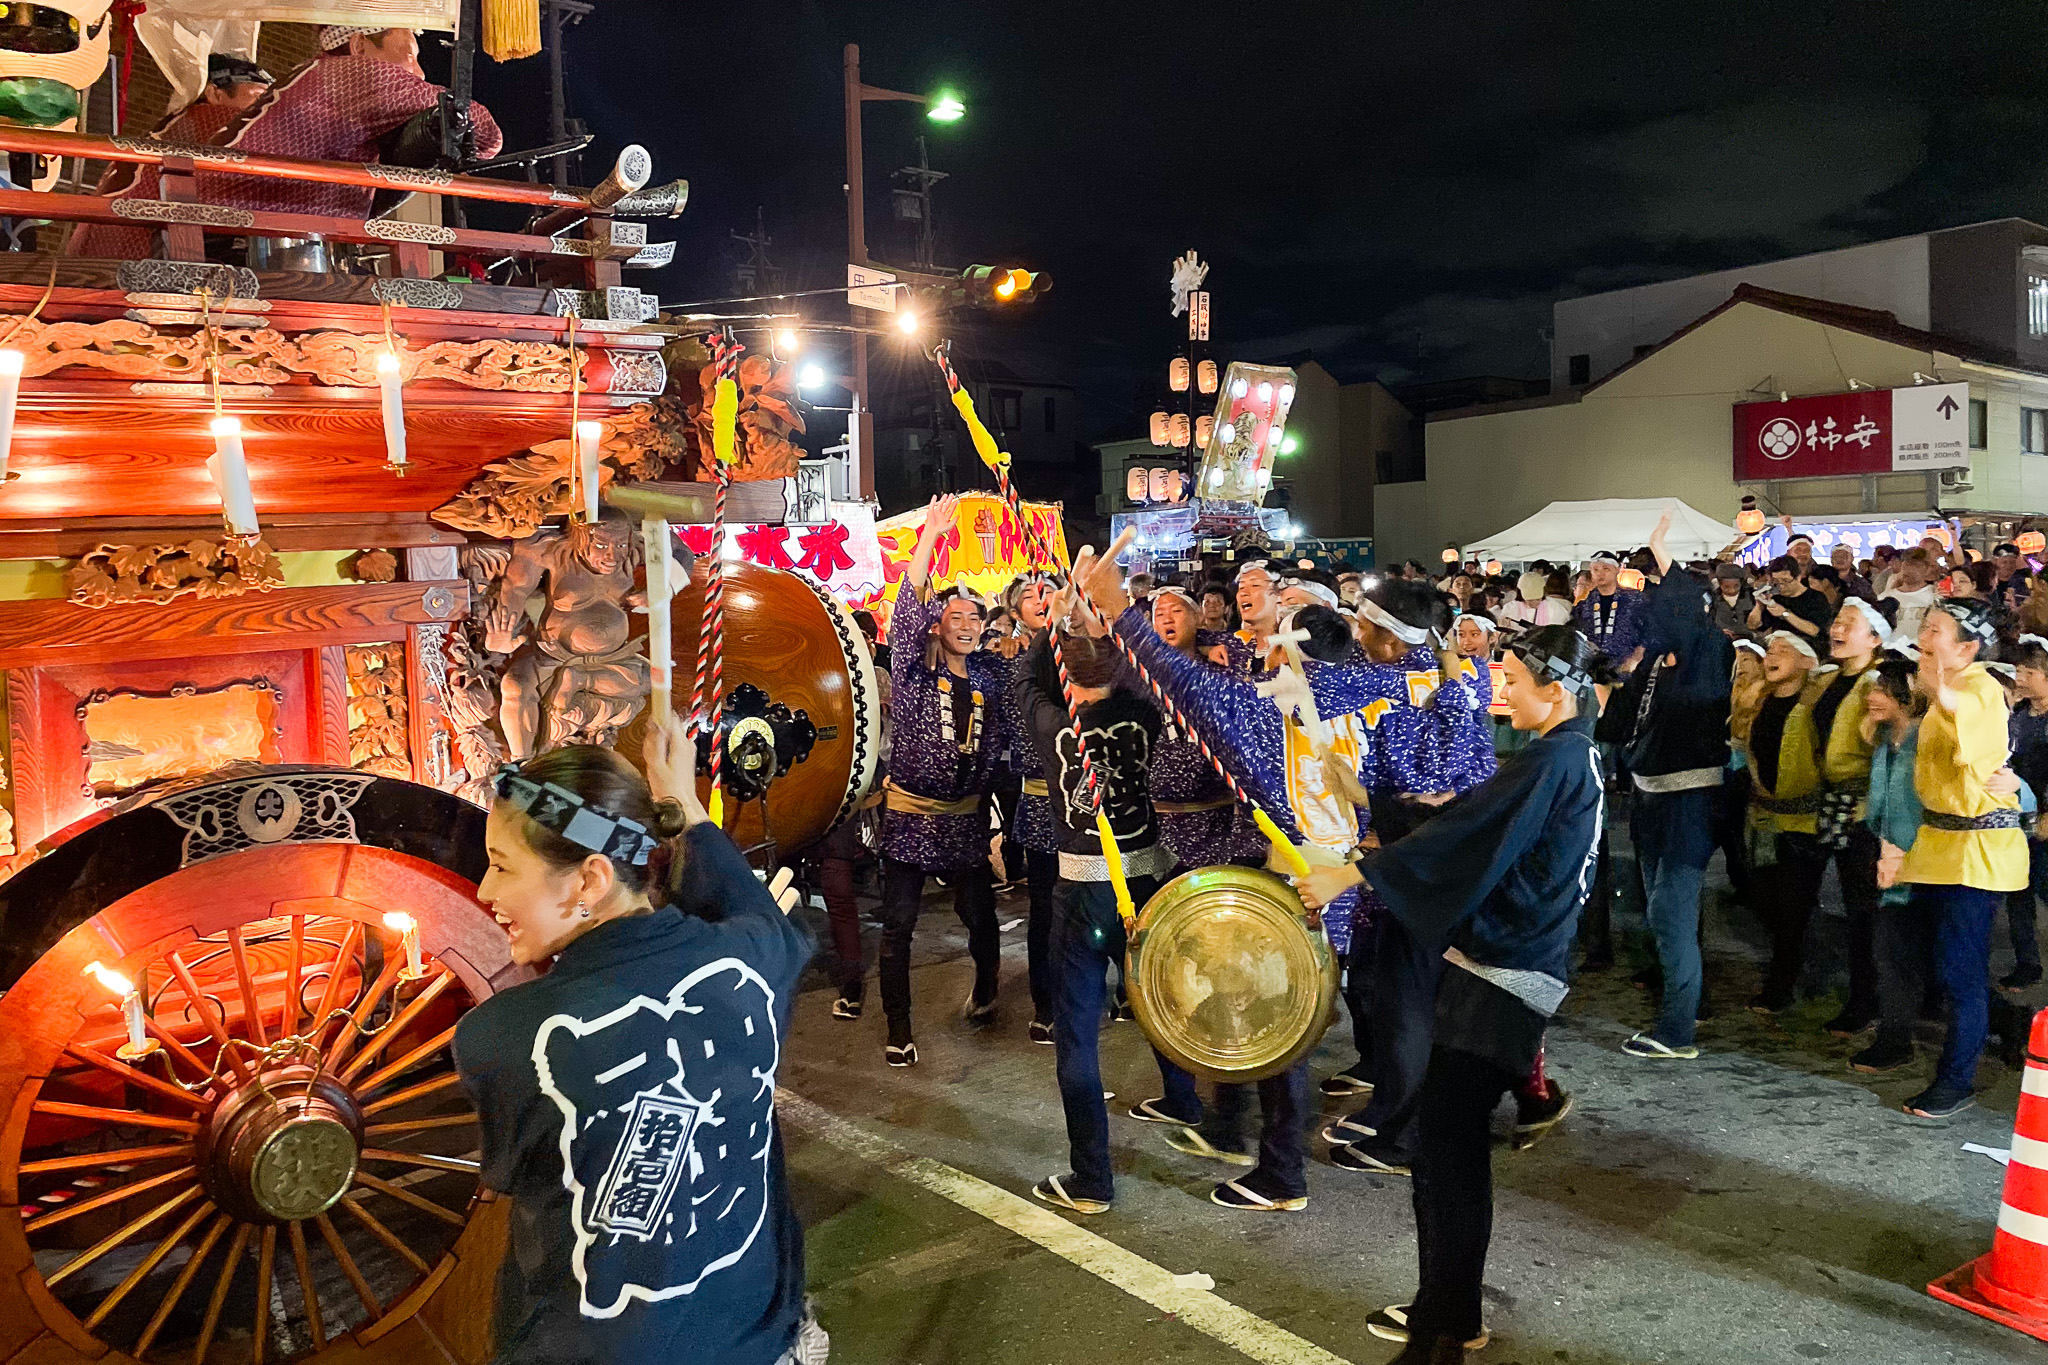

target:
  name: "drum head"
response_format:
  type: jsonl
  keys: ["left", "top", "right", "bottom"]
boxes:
{"left": 1126, "top": 865, "right": 1338, "bottom": 1084}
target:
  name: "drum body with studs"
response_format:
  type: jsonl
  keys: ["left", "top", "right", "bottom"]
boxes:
{"left": 619, "top": 561, "right": 883, "bottom": 858}
{"left": 1124, "top": 864, "right": 1338, "bottom": 1083}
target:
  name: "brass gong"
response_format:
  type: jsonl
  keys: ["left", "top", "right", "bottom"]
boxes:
{"left": 1125, "top": 864, "right": 1339, "bottom": 1083}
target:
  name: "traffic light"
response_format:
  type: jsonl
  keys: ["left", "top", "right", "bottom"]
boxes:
{"left": 961, "top": 264, "right": 1052, "bottom": 307}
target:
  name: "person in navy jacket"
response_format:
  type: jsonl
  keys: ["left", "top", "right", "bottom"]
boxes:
{"left": 454, "top": 717, "right": 820, "bottom": 1365}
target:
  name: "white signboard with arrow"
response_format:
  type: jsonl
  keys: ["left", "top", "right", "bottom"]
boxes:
{"left": 1891, "top": 382, "right": 1970, "bottom": 471}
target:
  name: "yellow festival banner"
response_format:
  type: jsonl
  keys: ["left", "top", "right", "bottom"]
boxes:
{"left": 871, "top": 493, "right": 1069, "bottom": 636}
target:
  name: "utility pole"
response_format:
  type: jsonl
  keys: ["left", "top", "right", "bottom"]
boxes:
{"left": 542, "top": 0, "right": 594, "bottom": 189}
{"left": 893, "top": 136, "right": 948, "bottom": 270}
{"left": 843, "top": 44, "right": 874, "bottom": 501}
{"left": 731, "top": 207, "right": 781, "bottom": 297}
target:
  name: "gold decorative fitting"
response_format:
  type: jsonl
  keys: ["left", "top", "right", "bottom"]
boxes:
{"left": 363, "top": 219, "right": 458, "bottom": 245}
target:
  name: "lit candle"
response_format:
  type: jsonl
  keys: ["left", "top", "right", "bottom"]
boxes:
{"left": 641, "top": 519, "right": 674, "bottom": 724}
{"left": 383, "top": 912, "right": 424, "bottom": 980}
{"left": 0, "top": 348, "right": 23, "bottom": 484}
{"left": 208, "top": 416, "right": 259, "bottom": 538}
{"left": 84, "top": 960, "right": 158, "bottom": 1061}
{"left": 575, "top": 420, "right": 603, "bottom": 522}
{"left": 376, "top": 350, "right": 408, "bottom": 475}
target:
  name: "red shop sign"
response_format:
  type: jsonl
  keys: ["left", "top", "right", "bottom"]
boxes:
{"left": 1733, "top": 382, "right": 1969, "bottom": 481}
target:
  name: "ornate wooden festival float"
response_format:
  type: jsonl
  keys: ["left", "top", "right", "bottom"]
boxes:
{"left": 0, "top": 5, "right": 882, "bottom": 1362}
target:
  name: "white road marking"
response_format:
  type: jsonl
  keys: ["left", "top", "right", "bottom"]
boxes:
{"left": 778, "top": 1093, "right": 1356, "bottom": 1365}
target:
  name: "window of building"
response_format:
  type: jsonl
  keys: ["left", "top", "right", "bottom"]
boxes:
{"left": 992, "top": 389, "right": 1022, "bottom": 430}
{"left": 1043, "top": 395, "right": 1057, "bottom": 433}
{"left": 2031, "top": 276, "right": 2048, "bottom": 339}
{"left": 1971, "top": 398, "right": 1988, "bottom": 450}
{"left": 2024, "top": 407, "right": 2048, "bottom": 455}
{"left": 1568, "top": 354, "right": 1590, "bottom": 386}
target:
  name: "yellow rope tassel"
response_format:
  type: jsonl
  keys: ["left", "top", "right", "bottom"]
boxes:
{"left": 481, "top": 0, "right": 542, "bottom": 62}
{"left": 1253, "top": 807, "right": 1312, "bottom": 878}
{"left": 707, "top": 786, "right": 724, "bottom": 829}
{"left": 949, "top": 388, "right": 1009, "bottom": 472}
{"left": 1096, "top": 810, "right": 1136, "bottom": 926}
{"left": 712, "top": 377, "right": 739, "bottom": 466}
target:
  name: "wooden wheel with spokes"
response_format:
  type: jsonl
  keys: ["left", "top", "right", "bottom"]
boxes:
{"left": 0, "top": 831, "right": 528, "bottom": 1365}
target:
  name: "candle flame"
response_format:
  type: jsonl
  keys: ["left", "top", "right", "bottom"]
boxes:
{"left": 82, "top": 960, "right": 135, "bottom": 997}
{"left": 0, "top": 349, "right": 24, "bottom": 376}
{"left": 382, "top": 912, "right": 417, "bottom": 932}
{"left": 210, "top": 415, "right": 241, "bottom": 437}
{"left": 376, "top": 349, "right": 402, "bottom": 376}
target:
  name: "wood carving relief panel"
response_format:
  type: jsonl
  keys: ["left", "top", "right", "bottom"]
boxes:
{"left": 345, "top": 642, "right": 411, "bottom": 779}
{"left": 65, "top": 536, "right": 286, "bottom": 607}
{"left": 430, "top": 401, "right": 685, "bottom": 539}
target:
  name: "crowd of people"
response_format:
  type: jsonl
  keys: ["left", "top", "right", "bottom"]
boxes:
{"left": 452, "top": 495, "right": 2048, "bottom": 1364}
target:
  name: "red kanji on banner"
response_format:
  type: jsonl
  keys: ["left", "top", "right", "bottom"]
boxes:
{"left": 997, "top": 507, "right": 1026, "bottom": 563}
{"left": 796, "top": 520, "right": 855, "bottom": 577}
{"left": 736, "top": 524, "right": 795, "bottom": 569}
{"left": 678, "top": 524, "right": 716, "bottom": 557}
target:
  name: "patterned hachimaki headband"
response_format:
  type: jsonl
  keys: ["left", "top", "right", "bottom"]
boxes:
{"left": 493, "top": 764, "right": 657, "bottom": 866}
{"left": 1513, "top": 646, "right": 1598, "bottom": 695}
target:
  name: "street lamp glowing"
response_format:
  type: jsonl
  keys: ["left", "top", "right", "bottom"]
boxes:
{"left": 896, "top": 311, "right": 920, "bottom": 335}
{"left": 799, "top": 363, "right": 827, "bottom": 390}
{"left": 776, "top": 329, "right": 801, "bottom": 355}
{"left": 1280, "top": 434, "right": 1299, "bottom": 454}
{"left": 927, "top": 93, "right": 965, "bottom": 123}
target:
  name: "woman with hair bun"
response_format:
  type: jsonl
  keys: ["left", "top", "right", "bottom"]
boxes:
{"left": 1295, "top": 624, "right": 1614, "bottom": 1363}
{"left": 453, "top": 716, "right": 822, "bottom": 1365}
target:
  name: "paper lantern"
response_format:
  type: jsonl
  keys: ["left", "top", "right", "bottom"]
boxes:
{"left": 1484, "top": 559, "right": 1502, "bottom": 575}
{"left": 1441, "top": 546, "right": 1459, "bottom": 564}
{"left": 1126, "top": 467, "right": 1150, "bottom": 503}
{"left": 1928, "top": 525, "right": 1954, "bottom": 550}
{"left": 1149, "top": 411, "right": 1170, "bottom": 447}
{"left": 1195, "top": 415, "right": 1214, "bottom": 447}
{"left": 1197, "top": 360, "right": 1218, "bottom": 394}
{"left": 1736, "top": 494, "right": 1765, "bottom": 536}
{"left": 1169, "top": 413, "right": 1191, "bottom": 447}
{"left": 2018, "top": 531, "right": 2046, "bottom": 556}
{"left": 1149, "top": 468, "right": 1175, "bottom": 503}
{"left": 1618, "top": 568, "right": 1646, "bottom": 590}
{"left": 1169, "top": 357, "right": 1190, "bottom": 392}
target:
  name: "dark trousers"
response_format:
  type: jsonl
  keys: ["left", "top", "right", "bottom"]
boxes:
{"left": 1872, "top": 895, "right": 1942, "bottom": 1051}
{"left": 1151, "top": 1057, "right": 1309, "bottom": 1195}
{"left": 821, "top": 854, "right": 864, "bottom": 1001}
{"left": 1025, "top": 847, "right": 1059, "bottom": 1023}
{"left": 1354, "top": 913, "right": 1446, "bottom": 1159}
{"left": 1760, "top": 826, "right": 1880, "bottom": 1016}
{"left": 1407, "top": 1046, "right": 1519, "bottom": 1347}
{"left": 2006, "top": 839, "right": 2048, "bottom": 975}
{"left": 879, "top": 857, "right": 998, "bottom": 1041}
{"left": 1715, "top": 767, "right": 1753, "bottom": 902}
{"left": 1050, "top": 877, "right": 1159, "bottom": 1201}
{"left": 1916, "top": 883, "right": 2001, "bottom": 1095}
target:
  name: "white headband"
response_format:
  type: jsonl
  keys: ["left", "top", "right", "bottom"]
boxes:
{"left": 2022, "top": 633, "right": 2048, "bottom": 653}
{"left": 1768, "top": 629, "right": 1818, "bottom": 662}
{"left": 1733, "top": 639, "right": 1765, "bottom": 658}
{"left": 1453, "top": 611, "right": 1498, "bottom": 634}
{"left": 1152, "top": 586, "right": 1198, "bottom": 613}
{"left": 1835, "top": 597, "right": 1890, "bottom": 643}
{"left": 1357, "top": 596, "right": 1429, "bottom": 646}
{"left": 1283, "top": 579, "right": 1340, "bottom": 609}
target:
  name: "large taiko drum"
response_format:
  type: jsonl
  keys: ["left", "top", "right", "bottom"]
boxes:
{"left": 1125, "top": 865, "right": 1339, "bottom": 1083}
{"left": 618, "top": 561, "right": 883, "bottom": 858}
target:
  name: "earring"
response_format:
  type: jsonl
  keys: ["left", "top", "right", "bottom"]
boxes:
{"left": 576, "top": 901, "right": 590, "bottom": 919}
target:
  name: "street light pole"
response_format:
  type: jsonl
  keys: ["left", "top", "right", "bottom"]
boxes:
{"left": 843, "top": 43, "right": 873, "bottom": 501}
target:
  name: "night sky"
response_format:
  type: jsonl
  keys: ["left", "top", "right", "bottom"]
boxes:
{"left": 474, "top": 0, "right": 2048, "bottom": 443}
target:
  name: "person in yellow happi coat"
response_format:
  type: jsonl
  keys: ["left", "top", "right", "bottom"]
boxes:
{"left": 1888, "top": 597, "right": 2029, "bottom": 1118}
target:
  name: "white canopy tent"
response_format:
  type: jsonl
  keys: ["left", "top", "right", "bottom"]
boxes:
{"left": 1460, "top": 497, "right": 1738, "bottom": 565}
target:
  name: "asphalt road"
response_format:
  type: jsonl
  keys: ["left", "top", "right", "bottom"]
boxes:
{"left": 779, "top": 857, "right": 2047, "bottom": 1365}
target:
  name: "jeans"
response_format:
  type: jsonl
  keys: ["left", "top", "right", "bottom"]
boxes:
{"left": 1049, "top": 878, "right": 1159, "bottom": 1201}
{"left": 1872, "top": 897, "right": 1942, "bottom": 1053}
{"left": 878, "top": 857, "right": 997, "bottom": 1043}
{"left": 1632, "top": 786, "right": 1716, "bottom": 1047}
{"left": 2006, "top": 839, "right": 2048, "bottom": 975}
{"left": 1202, "top": 1067, "right": 1311, "bottom": 1197}
{"left": 1025, "top": 847, "right": 1059, "bottom": 1023}
{"left": 1917, "top": 883, "right": 2001, "bottom": 1095}
{"left": 1760, "top": 827, "right": 1880, "bottom": 1016}
{"left": 1407, "top": 1046, "right": 1520, "bottom": 1347}
{"left": 1354, "top": 913, "right": 1445, "bottom": 1160}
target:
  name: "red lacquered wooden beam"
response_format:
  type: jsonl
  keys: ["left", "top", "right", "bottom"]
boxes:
{"left": 0, "top": 123, "right": 593, "bottom": 212}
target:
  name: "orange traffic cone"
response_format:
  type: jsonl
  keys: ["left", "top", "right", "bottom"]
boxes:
{"left": 1930, "top": 1007, "right": 2048, "bottom": 1339}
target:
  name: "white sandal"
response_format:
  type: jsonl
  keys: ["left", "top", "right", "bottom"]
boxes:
{"left": 1210, "top": 1178, "right": 1307, "bottom": 1211}
{"left": 1032, "top": 1174, "right": 1110, "bottom": 1215}
{"left": 1164, "top": 1126, "right": 1256, "bottom": 1167}
{"left": 1621, "top": 1032, "right": 1699, "bottom": 1060}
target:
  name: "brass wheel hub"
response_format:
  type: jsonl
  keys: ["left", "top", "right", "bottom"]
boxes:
{"left": 197, "top": 1064, "right": 363, "bottom": 1224}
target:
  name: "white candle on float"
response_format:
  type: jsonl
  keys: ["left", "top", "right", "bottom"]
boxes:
{"left": 641, "top": 519, "right": 674, "bottom": 724}
{"left": 208, "top": 416, "right": 259, "bottom": 537}
{"left": 0, "top": 348, "right": 23, "bottom": 484}
{"left": 383, "top": 912, "right": 424, "bottom": 980}
{"left": 84, "top": 960, "right": 158, "bottom": 1060}
{"left": 376, "top": 350, "right": 408, "bottom": 474}
{"left": 575, "top": 420, "right": 603, "bottom": 522}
